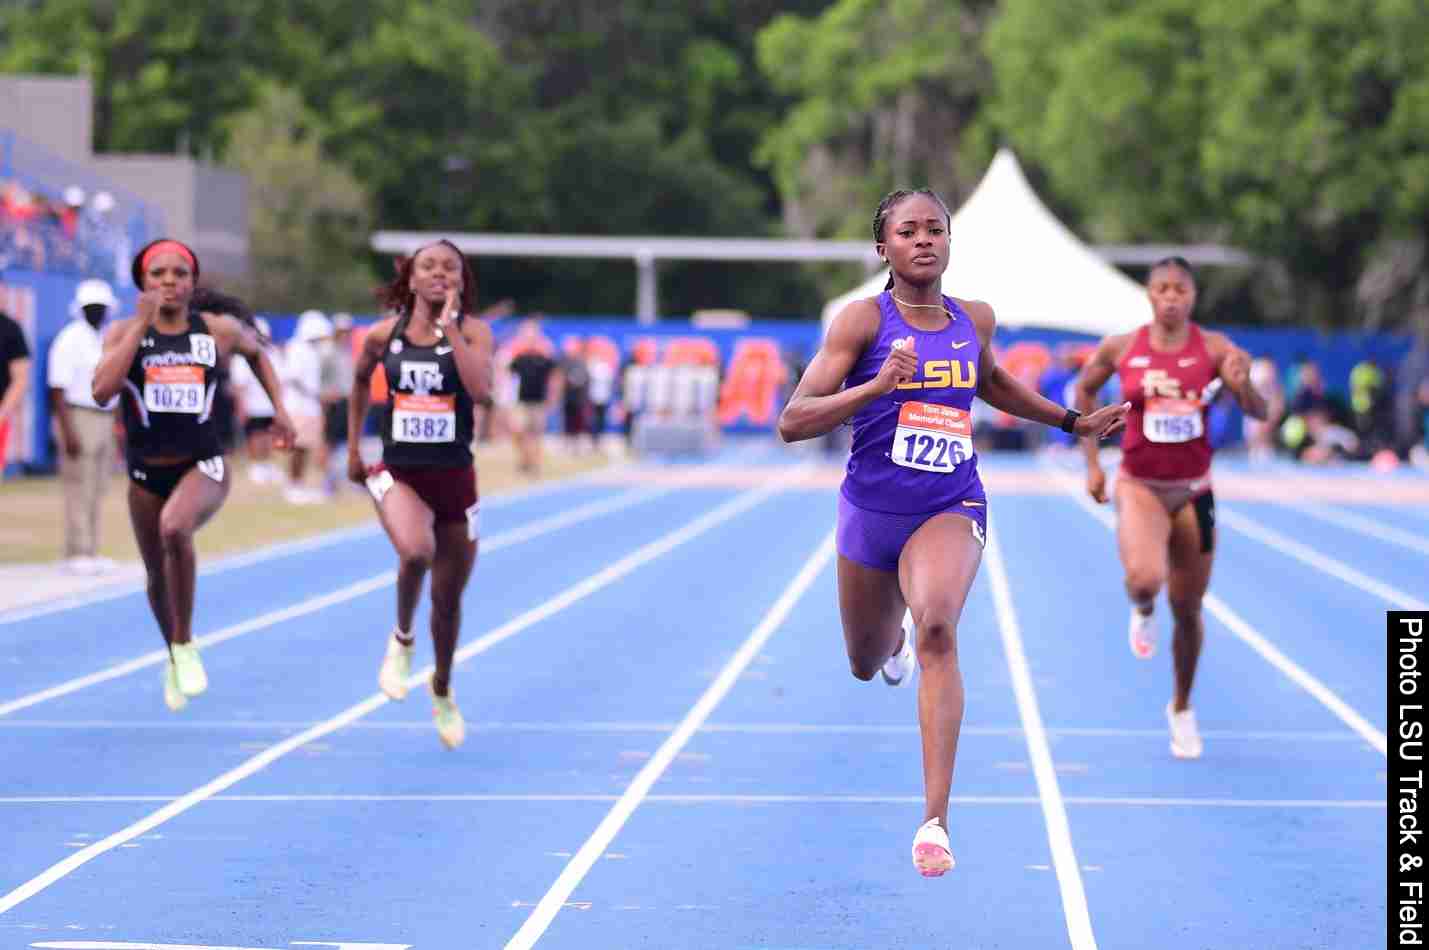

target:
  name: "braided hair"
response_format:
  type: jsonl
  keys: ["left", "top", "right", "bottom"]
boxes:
{"left": 1148, "top": 255, "right": 1196, "bottom": 287}
{"left": 191, "top": 287, "right": 269, "bottom": 345}
{"left": 873, "top": 188, "right": 952, "bottom": 290}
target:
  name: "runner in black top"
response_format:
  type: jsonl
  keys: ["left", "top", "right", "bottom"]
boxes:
{"left": 92, "top": 239, "right": 293, "bottom": 713}
{"left": 347, "top": 239, "right": 494, "bottom": 749}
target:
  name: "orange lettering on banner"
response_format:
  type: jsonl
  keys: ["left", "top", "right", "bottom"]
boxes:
{"left": 717, "top": 338, "right": 787, "bottom": 426}
{"left": 992, "top": 341, "right": 1052, "bottom": 428}
{"left": 663, "top": 337, "right": 720, "bottom": 367}
{"left": 583, "top": 335, "right": 621, "bottom": 368}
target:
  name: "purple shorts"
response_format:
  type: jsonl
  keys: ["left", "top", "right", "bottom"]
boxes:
{"left": 836, "top": 491, "right": 987, "bottom": 572}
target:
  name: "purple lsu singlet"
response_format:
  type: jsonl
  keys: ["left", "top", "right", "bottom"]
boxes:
{"left": 840, "top": 292, "right": 985, "bottom": 515}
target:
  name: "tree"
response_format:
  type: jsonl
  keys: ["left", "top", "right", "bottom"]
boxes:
{"left": 755, "top": 0, "right": 997, "bottom": 241}
{"left": 223, "top": 84, "right": 374, "bottom": 313}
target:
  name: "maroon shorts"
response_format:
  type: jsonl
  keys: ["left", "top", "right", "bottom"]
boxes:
{"left": 368, "top": 462, "right": 478, "bottom": 527}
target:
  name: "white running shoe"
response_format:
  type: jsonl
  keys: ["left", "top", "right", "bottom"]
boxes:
{"left": 162, "top": 660, "right": 187, "bottom": 712}
{"left": 1128, "top": 607, "right": 1156, "bottom": 659}
{"left": 378, "top": 632, "right": 415, "bottom": 701}
{"left": 170, "top": 642, "right": 208, "bottom": 697}
{"left": 911, "top": 817, "right": 955, "bottom": 877}
{"left": 881, "top": 623, "right": 915, "bottom": 687}
{"left": 1166, "top": 702, "right": 1203, "bottom": 759}
{"left": 430, "top": 678, "right": 466, "bottom": 750}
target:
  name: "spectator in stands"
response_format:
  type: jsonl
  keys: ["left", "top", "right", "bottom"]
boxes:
{"left": 47, "top": 279, "right": 121, "bottom": 573}
{"left": 1036, "top": 344, "right": 1089, "bottom": 451}
{"left": 228, "top": 316, "right": 282, "bottom": 484}
{"left": 0, "top": 309, "right": 31, "bottom": 479}
{"left": 283, "top": 310, "right": 331, "bottom": 503}
{"left": 507, "top": 317, "right": 560, "bottom": 475}
{"left": 559, "top": 336, "right": 592, "bottom": 452}
{"left": 1396, "top": 334, "right": 1429, "bottom": 467}
{"left": 1349, "top": 357, "right": 1394, "bottom": 456}
{"left": 586, "top": 344, "right": 618, "bottom": 452}
{"left": 321, "top": 313, "right": 357, "bottom": 495}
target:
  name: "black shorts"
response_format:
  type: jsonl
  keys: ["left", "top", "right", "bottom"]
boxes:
{"left": 243, "top": 416, "right": 274, "bottom": 437}
{"left": 128, "top": 456, "right": 226, "bottom": 500}
{"left": 324, "top": 399, "right": 349, "bottom": 446}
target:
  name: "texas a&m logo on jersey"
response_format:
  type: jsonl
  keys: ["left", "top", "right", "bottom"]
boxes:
{"left": 398, "top": 361, "right": 444, "bottom": 395}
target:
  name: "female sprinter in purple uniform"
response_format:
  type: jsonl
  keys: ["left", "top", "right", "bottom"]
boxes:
{"left": 778, "top": 190, "right": 1129, "bottom": 877}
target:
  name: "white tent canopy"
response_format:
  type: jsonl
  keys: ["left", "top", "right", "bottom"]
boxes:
{"left": 820, "top": 149, "right": 1152, "bottom": 336}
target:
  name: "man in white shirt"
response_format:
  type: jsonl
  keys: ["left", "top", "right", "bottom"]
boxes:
{"left": 282, "top": 310, "right": 331, "bottom": 504}
{"left": 47, "top": 279, "right": 121, "bottom": 573}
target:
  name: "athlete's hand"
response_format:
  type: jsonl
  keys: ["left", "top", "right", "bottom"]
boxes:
{"left": 1221, "top": 350, "right": 1251, "bottom": 393}
{"left": 436, "top": 288, "right": 460, "bottom": 329}
{"left": 268, "top": 408, "right": 296, "bottom": 451}
{"left": 1086, "top": 466, "right": 1109, "bottom": 504}
{"left": 347, "top": 449, "right": 368, "bottom": 486}
{"left": 1075, "top": 401, "right": 1130, "bottom": 441}
{"left": 872, "top": 336, "right": 918, "bottom": 395}
{"left": 136, "top": 291, "right": 162, "bottom": 326}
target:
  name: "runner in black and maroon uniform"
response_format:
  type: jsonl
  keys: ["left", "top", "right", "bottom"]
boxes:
{"left": 92, "top": 239, "right": 293, "bottom": 712}
{"left": 347, "top": 240, "right": 494, "bottom": 749}
{"left": 1075, "top": 256, "right": 1267, "bottom": 759}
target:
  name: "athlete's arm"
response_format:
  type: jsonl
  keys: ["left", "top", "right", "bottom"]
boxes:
{"left": 776, "top": 299, "right": 914, "bottom": 442}
{"left": 347, "top": 320, "right": 393, "bottom": 483}
{"left": 215, "top": 314, "right": 295, "bottom": 447}
{"left": 1206, "top": 331, "right": 1267, "bottom": 420}
{"left": 438, "top": 290, "right": 494, "bottom": 405}
{"left": 92, "top": 293, "right": 160, "bottom": 405}
{"left": 1074, "top": 334, "right": 1127, "bottom": 474}
{"left": 970, "top": 301, "right": 1128, "bottom": 437}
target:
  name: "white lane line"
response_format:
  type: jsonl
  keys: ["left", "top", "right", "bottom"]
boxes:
{"left": 0, "top": 462, "right": 630, "bottom": 626}
{"left": 0, "top": 793, "right": 1386, "bottom": 808}
{"left": 0, "top": 720, "right": 1369, "bottom": 741}
{"left": 1062, "top": 485, "right": 1389, "bottom": 758}
{"left": 0, "top": 477, "right": 799, "bottom": 916}
{"left": 984, "top": 521, "right": 1097, "bottom": 950}
{"left": 1278, "top": 500, "right": 1429, "bottom": 558}
{"left": 505, "top": 531, "right": 836, "bottom": 950}
{"left": 1220, "top": 507, "right": 1426, "bottom": 610}
{"left": 0, "top": 487, "right": 670, "bottom": 719}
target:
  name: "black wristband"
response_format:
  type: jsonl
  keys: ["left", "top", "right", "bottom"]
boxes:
{"left": 1060, "top": 408, "right": 1081, "bottom": 434}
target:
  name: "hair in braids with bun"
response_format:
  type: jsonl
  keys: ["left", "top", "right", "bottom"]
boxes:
{"left": 190, "top": 287, "right": 270, "bottom": 345}
{"left": 873, "top": 188, "right": 953, "bottom": 290}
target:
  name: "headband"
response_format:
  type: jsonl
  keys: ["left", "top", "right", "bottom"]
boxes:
{"left": 131, "top": 239, "right": 200, "bottom": 288}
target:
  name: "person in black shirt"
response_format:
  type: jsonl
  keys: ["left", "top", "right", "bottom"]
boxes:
{"left": 507, "top": 319, "right": 559, "bottom": 475}
{"left": 0, "top": 310, "right": 32, "bottom": 477}
{"left": 348, "top": 240, "right": 494, "bottom": 749}
{"left": 92, "top": 239, "right": 293, "bottom": 713}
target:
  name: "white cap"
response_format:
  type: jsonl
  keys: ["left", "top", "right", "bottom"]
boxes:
{"left": 63, "top": 185, "right": 86, "bottom": 207}
{"left": 295, "top": 309, "right": 333, "bottom": 342}
{"left": 92, "top": 191, "right": 116, "bottom": 213}
{"left": 72, "top": 278, "right": 120, "bottom": 314}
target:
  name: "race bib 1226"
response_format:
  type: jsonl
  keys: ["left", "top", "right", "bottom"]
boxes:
{"left": 891, "top": 401, "right": 973, "bottom": 473}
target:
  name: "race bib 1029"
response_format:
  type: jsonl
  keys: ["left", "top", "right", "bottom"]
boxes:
{"left": 143, "top": 365, "right": 204, "bottom": 414}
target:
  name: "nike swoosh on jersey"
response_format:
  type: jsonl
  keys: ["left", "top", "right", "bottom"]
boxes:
{"left": 1128, "top": 356, "right": 1151, "bottom": 367}
{"left": 961, "top": 500, "right": 984, "bottom": 507}
{"left": 435, "top": 346, "right": 453, "bottom": 355}
{"left": 1177, "top": 357, "right": 1198, "bottom": 367}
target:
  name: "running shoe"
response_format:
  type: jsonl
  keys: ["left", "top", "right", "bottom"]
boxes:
{"left": 1166, "top": 701, "right": 1203, "bottom": 759}
{"left": 170, "top": 642, "right": 208, "bottom": 697}
{"left": 911, "top": 817, "right": 955, "bottom": 877}
{"left": 881, "top": 623, "right": 916, "bottom": 687}
{"left": 430, "top": 678, "right": 466, "bottom": 750}
{"left": 1128, "top": 606, "right": 1156, "bottom": 659}
{"left": 378, "top": 630, "right": 415, "bottom": 700}
{"left": 162, "top": 660, "right": 187, "bottom": 712}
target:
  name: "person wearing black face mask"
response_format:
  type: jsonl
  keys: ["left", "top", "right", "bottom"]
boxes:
{"left": 47, "top": 278, "right": 122, "bottom": 574}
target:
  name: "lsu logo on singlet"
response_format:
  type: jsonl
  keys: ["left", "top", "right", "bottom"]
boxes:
{"left": 398, "top": 361, "right": 444, "bottom": 395}
{"left": 895, "top": 359, "right": 977, "bottom": 391}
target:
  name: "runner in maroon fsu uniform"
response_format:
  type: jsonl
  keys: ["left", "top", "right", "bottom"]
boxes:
{"left": 1075, "top": 256, "right": 1267, "bottom": 759}
{"left": 348, "top": 240, "right": 494, "bottom": 749}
